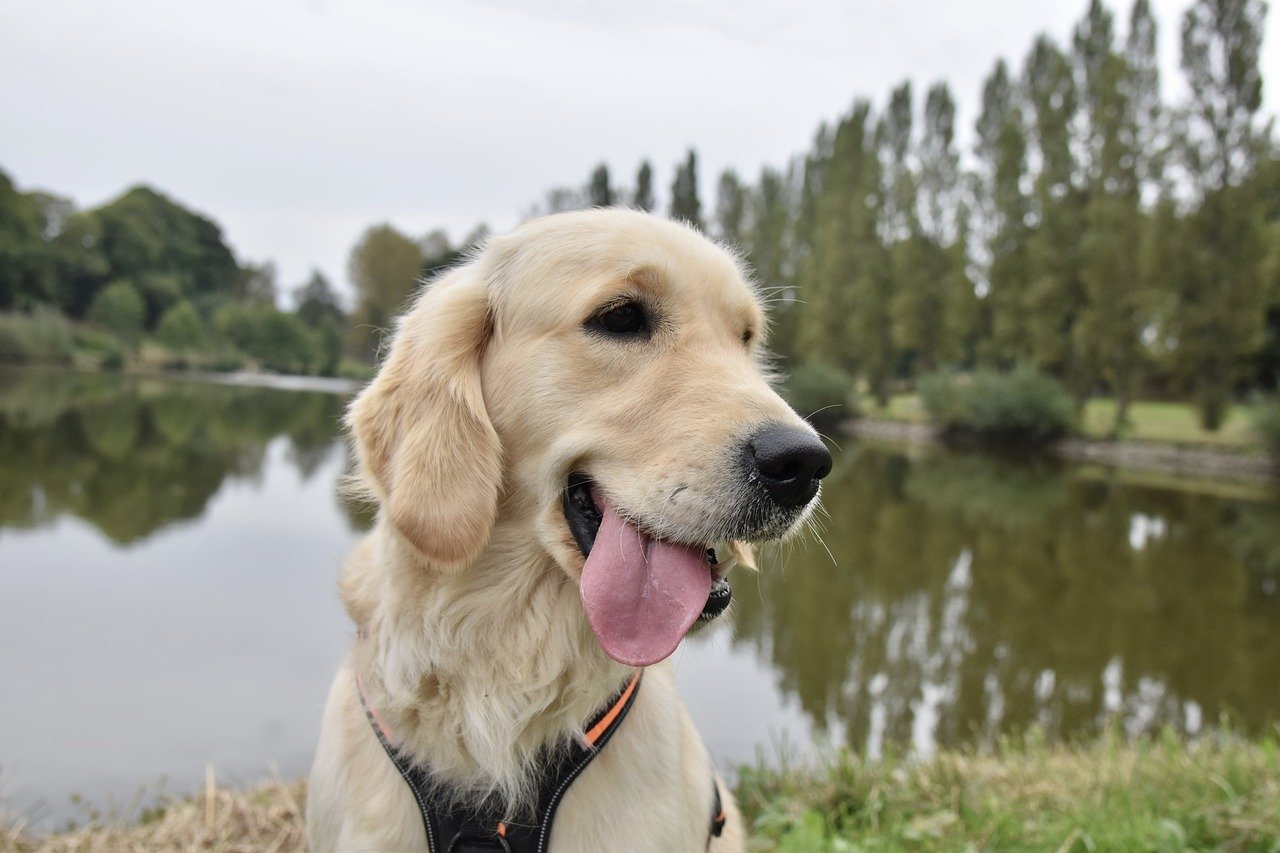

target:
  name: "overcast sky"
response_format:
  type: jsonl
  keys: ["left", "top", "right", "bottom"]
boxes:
{"left": 2, "top": 0, "right": 1277, "bottom": 302}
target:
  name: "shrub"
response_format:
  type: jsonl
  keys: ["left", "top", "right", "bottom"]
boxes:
{"left": 781, "top": 362, "right": 856, "bottom": 431}
{"left": 89, "top": 279, "right": 146, "bottom": 346}
{"left": 919, "top": 366, "right": 1074, "bottom": 448}
{"left": 156, "top": 300, "right": 205, "bottom": 353}
{"left": 99, "top": 347, "right": 125, "bottom": 371}
{"left": 0, "top": 308, "right": 75, "bottom": 365}
{"left": 1252, "top": 395, "right": 1280, "bottom": 462}
{"left": 214, "top": 303, "right": 317, "bottom": 375}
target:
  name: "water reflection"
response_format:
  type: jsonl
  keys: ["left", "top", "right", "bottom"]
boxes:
{"left": 0, "top": 370, "right": 364, "bottom": 829}
{"left": 1, "top": 371, "right": 1277, "bottom": 827}
{"left": 0, "top": 369, "right": 364, "bottom": 542}
{"left": 737, "top": 446, "right": 1280, "bottom": 756}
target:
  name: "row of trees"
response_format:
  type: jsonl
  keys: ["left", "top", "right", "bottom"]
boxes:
{"left": 776, "top": 0, "right": 1278, "bottom": 430}
{"left": 498, "top": 0, "right": 1279, "bottom": 431}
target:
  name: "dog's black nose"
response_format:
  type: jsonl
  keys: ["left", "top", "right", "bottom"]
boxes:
{"left": 747, "top": 424, "right": 832, "bottom": 509}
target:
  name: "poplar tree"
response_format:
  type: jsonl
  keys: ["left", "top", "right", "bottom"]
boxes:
{"left": 587, "top": 163, "right": 613, "bottom": 207}
{"left": 800, "top": 102, "right": 887, "bottom": 386}
{"left": 633, "top": 161, "right": 655, "bottom": 212}
{"left": 714, "top": 169, "right": 747, "bottom": 249}
{"left": 748, "top": 166, "right": 791, "bottom": 289}
{"left": 917, "top": 83, "right": 977, "bottom": 366}
{"left": 1174, "top": 0, "right": 1270, "bottom": 427}
{"left": 975, "top": 60, "right": 1032, "bottom": 367}
{"left": 669, "top": 149, "right": 704, "bottom": 230}
{"left": 1023, "top": 35, "right": 1086, "bottom": 390}
{"left": 884, "top": 82, "right": 947, "bottom": 374}
{"left": 855, "top": 114, "right": 894, "bottom": 404}
{"left": 1075, "top": 0, "right": 1145, "bottom": 429}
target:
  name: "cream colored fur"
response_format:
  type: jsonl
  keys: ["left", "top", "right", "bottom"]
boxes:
{"left": 308, "top": 209, "right": 821, "bottom": 851}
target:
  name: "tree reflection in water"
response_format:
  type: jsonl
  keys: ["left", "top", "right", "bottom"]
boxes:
{"left": 0, "top": 369, "right": 372, "bottom": 542}
{"left": 734, "top": 444, "right": 1280, "bottom": 756}
{"left": 2, "top": 370, "right": 1276, "bottom": 757}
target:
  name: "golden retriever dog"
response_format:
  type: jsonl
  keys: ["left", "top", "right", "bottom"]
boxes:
{"left": 308, "top": 209, "right": 831, "bottom": 851}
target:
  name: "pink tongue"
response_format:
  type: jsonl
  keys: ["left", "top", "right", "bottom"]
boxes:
{"left": 579, "top": 498, "right": 712, "bottom": 667}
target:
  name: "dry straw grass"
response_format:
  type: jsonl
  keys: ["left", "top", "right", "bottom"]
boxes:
{"left": 3, "top": 767, "right": 306, "bottom": 853}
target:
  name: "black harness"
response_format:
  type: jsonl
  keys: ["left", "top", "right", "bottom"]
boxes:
{"left": 357, "top": 670, "right": 726, "bottom": 852}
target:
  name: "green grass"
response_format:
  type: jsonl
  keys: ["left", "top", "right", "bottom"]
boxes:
{"left": 1082, "top": 399, "right": 1258, "bottom": 449}
{"left": 863, "top": 393, "right": 1264, "bottom": 451}
{"left": 736, "top": 730, "right": 1280, "bottom": 851}
{"left": 862, "top": 393, "right": 929, "bottom": 424}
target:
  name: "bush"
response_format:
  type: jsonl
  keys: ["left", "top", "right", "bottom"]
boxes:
{"left": 919, "top": 366, "right": 1074, "bottom": 448}
{"left": 0, "top": 308, "right": 75, "bottom": 365}
{"left": 89, "top": 279, "right": 146, "bottom": 346}
{"left": 1252, "top": 395, "right": 1280, "bottom": 462}
{"left": 99, "top": 347, "right": 125, "bottom": 371}
{"left": 214, "top": 303, "right": 317, "bottom": 375}
{"left": 156, "top": 300, "right": 205, "bottom": 353}
{"left": 781, "top": 362, "right": 856, "bottom": 431}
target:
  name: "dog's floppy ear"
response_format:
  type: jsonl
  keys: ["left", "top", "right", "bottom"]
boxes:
{"left": 346, "top": 264, "right": 501, "bottom": 566}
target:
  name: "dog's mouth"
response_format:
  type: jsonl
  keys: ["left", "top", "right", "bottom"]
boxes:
{"left": 564, "top": 473, "right": 732, "bottom": 667}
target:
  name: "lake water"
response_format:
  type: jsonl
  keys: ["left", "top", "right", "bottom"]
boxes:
{"left": 2, "top": 369, "right": 1278, "bottom": 829}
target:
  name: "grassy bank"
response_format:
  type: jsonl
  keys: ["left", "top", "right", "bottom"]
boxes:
{"left": 7, "top": 734, "right": 1278, "bottom": 851}
{"left": 738, "top": 731, "right": 1280, "bottom": 851}
{"left": 864, "top": 393, "right": 1264, "bottom": 451}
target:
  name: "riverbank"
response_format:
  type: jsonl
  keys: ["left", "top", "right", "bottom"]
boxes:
{"left": 850, "top": 413, "right": 1279, "bottom": 482}
{"left": 7, "top": 734, "right": 1278, "bottom": 851}
{"left": 738, "top": 732, "right": 1280, "bottom": 850}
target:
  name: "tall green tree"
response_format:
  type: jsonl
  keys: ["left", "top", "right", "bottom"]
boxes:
{"left": 917, "top": 83, "right": 977, "bottom": 367}
{"left": 1180, "top": 0, "right": 1268, "bottom": 190}
{"left": 714, "top": 169, "right": 747, "bottom": 249}
{"left": 883, "top": 82, "right": 946, "bottom": 374}
{"left": 587, "top": 163, "right": 614, "bottom": 207}
{"left": 975, "top": 59, "right": 1033, "bottom": 367}
{"left": 1074, "top": 1, "right": 1148, "bottom": 428}
{"left": 801, "top": 102, "right": 893, "bottom": 402}
{"left": 748, "top": 165, "right": 800, "bottom": 357}
{"left": 747, "top": 167, "right": 793, "bottom": 287}
{"left": 1173, "top": 0, "right": 1270, "bottom": 427}
{"left": 347, "top": 223, "right": 424, "bottom": 360}
{"left": 633, "top": 161, "right": 655, "bottom": 212}
{"left": 294, "top": 269, "right": 344, "bottom": 329}
{"left": 1023, "top": 35, "right": 1087, "bottom": 391}
{"left": 800, "top": 108, "right": 861, "bottom": 370}
{"left": 669, "top": 149, "right": 704, "bottom": 230}
{"left": 1126, "top": 0, "right": 1167, "bottom": 198}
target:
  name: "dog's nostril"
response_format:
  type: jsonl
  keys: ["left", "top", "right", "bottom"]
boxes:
{"left": 746, "top": 423, "right": 832, "bottom": 509}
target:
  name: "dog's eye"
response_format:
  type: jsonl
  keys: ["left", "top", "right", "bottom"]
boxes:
{"left": 590, "top": 300, "right": 650, "bottom": 338}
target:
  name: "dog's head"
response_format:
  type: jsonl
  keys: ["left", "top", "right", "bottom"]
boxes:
{"left": 348, "top": 209, "right": 830, "bottom": 667}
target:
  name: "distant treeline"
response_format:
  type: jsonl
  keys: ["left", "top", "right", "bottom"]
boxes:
{"left": 0, "top": 177, "right": 351, "bottom": 376}
{"left": 2, "top": 0, "right": 1278, "bottom": 429}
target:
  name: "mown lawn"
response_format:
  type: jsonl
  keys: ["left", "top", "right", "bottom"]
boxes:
{"left": 737, "top": 731, "right": 1280, "bottom": 851}
{"left": 862, "top": 393, "right": 1263, "bottom": 451}
{"left": 1080, "top": 399, "right": 1258, "bottom": 449}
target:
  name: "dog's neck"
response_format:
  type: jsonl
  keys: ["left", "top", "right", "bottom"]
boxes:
{"left": 345, "top": 517, "right": 630, "bottom": 808}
